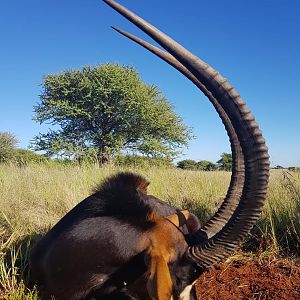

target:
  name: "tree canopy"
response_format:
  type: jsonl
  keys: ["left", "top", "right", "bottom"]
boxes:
{"left": 217, "top": 152, "right": 232, "bottom": 171}
{"left": 32, "top": 64, "right": 192, "bottom": 162}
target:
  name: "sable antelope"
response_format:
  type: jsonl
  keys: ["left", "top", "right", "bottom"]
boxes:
{"left": 30, "top": 1, "right": 270, "bottom": 299}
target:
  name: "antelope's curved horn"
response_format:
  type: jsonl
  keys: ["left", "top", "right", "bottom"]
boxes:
{"left": 112, "top": 26, "right": 245, "bottom": 239}
{"left": 103, "top": 0, "right": 270, "bottom": 269}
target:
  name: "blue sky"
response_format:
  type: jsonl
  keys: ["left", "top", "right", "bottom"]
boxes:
{"left": 0, "top": 0, "right": 299, "bottom": 167}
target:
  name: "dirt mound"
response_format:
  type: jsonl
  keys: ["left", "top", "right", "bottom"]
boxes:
{"left": 196, "top": 257, "right": 300, "bottom": 300}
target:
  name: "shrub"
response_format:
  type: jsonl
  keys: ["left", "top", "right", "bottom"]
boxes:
{"left": 197, "top": 160, "right": 217, "bottom": 171}
{"left": 177, "top": 159, "right": 198, "bottom": 170}
{"left": 0, "top": 132, "right": 18, "bottom": 163}
{"left": 177, "top": 159, "right": 217, "bottom": 171}
{"left": 11, "top": 149, "right": 49, "bottom": 166}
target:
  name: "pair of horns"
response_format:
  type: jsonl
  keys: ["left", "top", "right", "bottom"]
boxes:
{"left": 103, "top": 0, "right": 269, "bottom": 269}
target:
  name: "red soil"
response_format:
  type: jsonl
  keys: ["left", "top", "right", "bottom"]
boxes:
{"left": 196, "top": 257, "right": 300, "bottom": 300}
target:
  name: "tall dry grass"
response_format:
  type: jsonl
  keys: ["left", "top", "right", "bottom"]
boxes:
{"left": 0, "top": 164, "right": 299, "bottom": 298}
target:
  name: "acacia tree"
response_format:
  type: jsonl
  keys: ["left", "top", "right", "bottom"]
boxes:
{"left": 217, "top": 153, "right": 232, "bottom": 171}
{"left": 32, "top": 64, "right": 192, "bottom": 163}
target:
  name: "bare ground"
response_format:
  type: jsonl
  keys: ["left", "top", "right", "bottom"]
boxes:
{"left": 196, "top": 257, "right": 300, "bottom": 300}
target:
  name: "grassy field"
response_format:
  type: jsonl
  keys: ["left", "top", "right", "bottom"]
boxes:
{"left": 0, "top": 164, "right": 299, "bottom": 299}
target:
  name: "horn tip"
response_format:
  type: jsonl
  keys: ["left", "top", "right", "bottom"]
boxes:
{"left": 111, "top": 25, "right": 120, "bottom": 32}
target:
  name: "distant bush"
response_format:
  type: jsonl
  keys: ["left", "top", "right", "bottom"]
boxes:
{"left": 177, "top": 159, "right": 198, "bottom": 170}
{"left": 274, "top": 165, "right": 285, "bottom": 169}
{"left": 11, "top": 149, "right": 49, "bottom": 165}
{"left": 288, "top": 167, "right": 300, "bottom": 172}
{"left": 113, "top": 155, "right": 172, "bottom": 168}
{"left": 177, "top": 159, "right": 217, "bottom": 171}
{"left": 197, "top": 160, "right": 218, "bottom": 171}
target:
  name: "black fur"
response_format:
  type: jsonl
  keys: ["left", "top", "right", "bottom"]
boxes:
{"left": 30, "top": 172, "right": 201, "bottom": 299}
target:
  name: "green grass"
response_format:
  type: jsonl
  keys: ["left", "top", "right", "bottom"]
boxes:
{"left": 0, "top": 164, "right": 299, "bottom": 298}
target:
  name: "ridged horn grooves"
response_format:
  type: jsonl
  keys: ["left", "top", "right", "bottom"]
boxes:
{"left": 111, "top": 26, "right": 245, "bottom": 239}
{"left": 103, "top": 0, "right": 270, "bottom": 269}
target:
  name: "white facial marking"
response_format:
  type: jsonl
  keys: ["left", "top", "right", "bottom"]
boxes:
{"left": 179, "top": 281, "right": 196, "bottom": 300}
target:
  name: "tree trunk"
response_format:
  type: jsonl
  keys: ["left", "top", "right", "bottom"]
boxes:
{"left": 97, "top": 143, "right": 110, "bottom": 165}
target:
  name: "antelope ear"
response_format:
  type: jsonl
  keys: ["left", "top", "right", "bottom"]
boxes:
{"left": 165, "top": 210, "right": 190, "bottom": 227}
{"left": 145, "top": 252, "right": 173, "bottom": 300}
